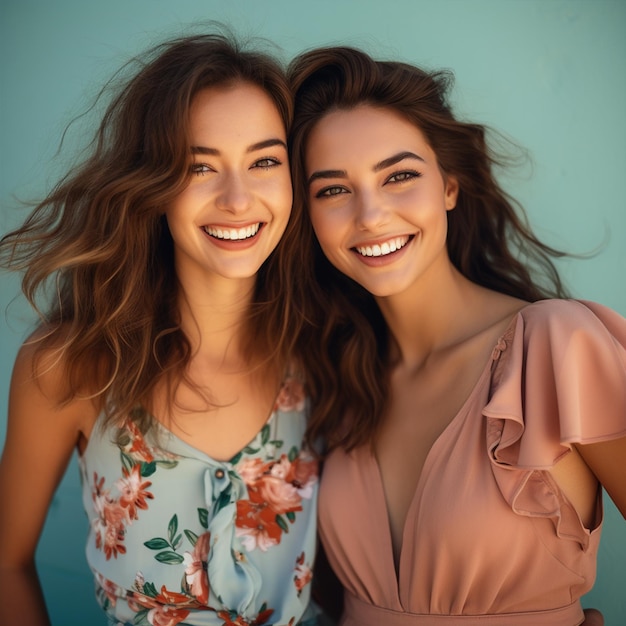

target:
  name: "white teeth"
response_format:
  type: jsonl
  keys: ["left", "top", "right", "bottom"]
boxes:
{"left": 205, "top": 223, "right": 261, "bottom": 240}
{"left": 356, "top": 236, "right": 409, "bottom": 257}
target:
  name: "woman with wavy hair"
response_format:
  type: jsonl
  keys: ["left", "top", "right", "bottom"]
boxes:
{"left": 0, "top": 33, "right": 320, "bottom": 626}
{"left": 289, "top": 46, "right": 625, "bottom": 625}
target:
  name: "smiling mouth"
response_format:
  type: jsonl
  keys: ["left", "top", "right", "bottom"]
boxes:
{"left": 354, "top": 235, "right": 411, "bottom": 257}
{"left": 203, "top": 223, "right": 262, "bottom": 241}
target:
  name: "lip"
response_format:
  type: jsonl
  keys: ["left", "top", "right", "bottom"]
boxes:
{"left": 201, "top": 222, "right": 265, "bottom": 249}
{"left": 351, "top": 234, "right": 413, "bottom": 265}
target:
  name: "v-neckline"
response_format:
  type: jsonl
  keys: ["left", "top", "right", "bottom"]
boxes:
{"left": 154, "top": 407, "right": 279, "bottom": 465}
{"left": 149, "top": 368, "right": 291, "bottom": 463}
{"left": 367, "top": 316, "right": 517, "bottom": 606}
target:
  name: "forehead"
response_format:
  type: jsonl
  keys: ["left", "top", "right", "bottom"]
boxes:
{"left": 306, "top": 105, "right": 432, "bottom": 166}
{"left": 188, "top": 82, "right": 285, "bottom": 137}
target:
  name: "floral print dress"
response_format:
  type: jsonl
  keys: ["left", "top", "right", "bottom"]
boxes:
{"left": 79, "top": 373, "right": 319, "bottom": 626}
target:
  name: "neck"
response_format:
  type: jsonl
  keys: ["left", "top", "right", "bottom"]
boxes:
{"left": 177, "top": 272, "right": 257, "bottom": 369}
{"left": 375, "top": 264, "right": 479, "bottom": 370}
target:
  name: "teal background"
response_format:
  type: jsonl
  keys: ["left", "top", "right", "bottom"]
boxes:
{"left": 1, "top": 0, "right": 624, "bottom": 624}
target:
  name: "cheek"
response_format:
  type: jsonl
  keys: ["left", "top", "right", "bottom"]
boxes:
{"left": 267, "top": 175, "right": 293, "bottom": 216}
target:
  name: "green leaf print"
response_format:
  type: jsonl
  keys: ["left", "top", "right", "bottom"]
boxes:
{"left": 198, "top": 507, "right": 209, "bottom": 529}
{"left": 261, "top": 424, "right": 270, "bottom": 445}
{"left": 155, "top": 550, "right": 185, "bottom": 564}
{"left": 144, "top": 515, "right": 197, "bottom": 566}
{"left": 144, "top": 538, "right": 170, "bottom": 550}
{"left": 276, "top": 515, "right": 289, "bottom": 534}
{"left": 269, "top": 440, "right": 283, "bottom": 449}
{"left": 184, "top": 529, "right": 199, "bottom": 546}
{"left": 143, "top": 581, "right": 158, "bottom": 597}
{"left": 229, "top": 451, "right": 243, "bottom": 465}
{"left": 168, "top": 514, "right": 178, "bottom": 544}
{"left": 243, "top": 445, "right": 260, "bottom": 454}
{"left": 121, "top": 451, "right": 135, "bottom": 473}
{"left": 140, "top": 461, "right": 157, "bottom": 477}
{"left": 215, "top": 486, "right": 232, "bottom": 512}
{"left": 286, "top": 511, "right": 296, "bottom": 523}
{"left": 288, "top": 446, "right": 299, "bottom": 462}
{"left": 155, "top": 459, "right": 178, "bottom": 469}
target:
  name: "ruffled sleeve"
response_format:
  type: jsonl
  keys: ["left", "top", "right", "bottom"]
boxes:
{"left": 484, "top": 299, "right": 626, "bottom": 468}
{"left": 482, "top": 300, "right": 626, "bottom": 548}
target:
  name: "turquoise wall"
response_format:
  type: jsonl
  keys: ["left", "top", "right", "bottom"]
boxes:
{"left": 1, "top": 1, "right": 624, "bottom": 624}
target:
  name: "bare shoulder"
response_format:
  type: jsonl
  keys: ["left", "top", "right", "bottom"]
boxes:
{"left": 9, "top": 332, "right": 99, "bottom": 441}
{"left": 462, "top": 286, "right": 529, "bottom": 343}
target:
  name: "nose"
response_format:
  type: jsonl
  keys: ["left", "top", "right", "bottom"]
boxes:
{"left": 216, "top": 172, "right": 252, "bottom": 214}
{"left": 355, "top": 190, "right": 390, "bottom": 231}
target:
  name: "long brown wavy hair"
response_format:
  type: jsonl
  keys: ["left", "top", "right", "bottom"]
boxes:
{"left": 0, "top": 32, "right": 304, "bottom": 430}
{"left": 288, "top": 46, "right": 569, "bottom": 452}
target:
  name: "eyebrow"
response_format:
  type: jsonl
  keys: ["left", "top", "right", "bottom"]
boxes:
{"left": 190, "top": 138, "right": 287, "bottom": 156}
{"left": 307, "top": 150, "right": 425, "bottom": 186}
{"left": 374, "top": 151, "right": 425, "bottom": 171}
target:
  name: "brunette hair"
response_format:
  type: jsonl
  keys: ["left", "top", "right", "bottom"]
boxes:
{"left": 0, "top": 32, "right": 301, "bottom": 429}
{"left": 288, "top": 46, "right": 569, "bottom": 451}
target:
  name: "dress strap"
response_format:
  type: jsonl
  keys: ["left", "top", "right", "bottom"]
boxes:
{"left": 342, "top": 592, "right": 585, "bottom": 626}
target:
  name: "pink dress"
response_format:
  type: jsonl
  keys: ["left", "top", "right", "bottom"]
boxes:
{"left": 318, "top": 300, "right": 626, "bottom": 625}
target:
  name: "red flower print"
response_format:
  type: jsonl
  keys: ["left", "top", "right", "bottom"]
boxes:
{"left": 129, "top": 598, "right": 190, "bottom": 626}
{"left": 116, "top": 463, "right": 154, "bottom": 520}
{"left": 128, "top": 586, "right": 197, "bottom": 625}
{"left": 217, "top": 606, "right": 274, "bottom": 625}
{"left": 123, "top": 420, "right": 155, "bottom": 463}
{"left": 290, "top": 454, "right": 318, "bottom": 499}
{"left": 293, "top": 552, "right": 312, "bottom": 595}
{"left": 91, "top": 472, "right": 129, "bottom": 559}
{"left": 95, "top": 572, "right": 122, "bottom": 607}
{"left": 148, "top": 605, "right": 191, "bottom": 626}
{"left": 235, "top": 452, "right": 318, "bottom": 552}
{"left": 183, "top": 532, "right": 211, "bottom": 605}
{"left": 217, "top": 613, "right": 250, "bottom": 626}
{"left": 235, "top": 500, "right": 282, "bottom": 552}
{"left": 93, "top": 511, "right": 127, "bottom": 560}
{"left": 236, "top": 458, "right": 267, "bottom": 485}
{"left": 154, "top": 586, "right": 195, "bottom": 606}
{"left": 274, "top": 376, "right": 305, "bottom": 412}
{"left": 239, "top": 456, "right": 303, "bottom": 516}
{"left": 254, "top": 474, "right": 302, "bottom": 517}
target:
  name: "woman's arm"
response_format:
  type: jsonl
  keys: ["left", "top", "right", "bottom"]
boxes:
{"left": 576, "top": 436, "right": 626, "bottom": 519}
{"left": 0, "top": 341, "right": 96, "bottom": 626}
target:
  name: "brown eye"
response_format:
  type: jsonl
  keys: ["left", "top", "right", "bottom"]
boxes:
{"left": 316, "top": 186, "right": 347, "bottom": 198}
{"left": 252, "top": 158, "right": 281, "bottom": 169}
{"left": 189, "top": 163, "right": 212, "bottom": 176}
{"left": 386, "top": 170, "right": 421, "bottom": 184}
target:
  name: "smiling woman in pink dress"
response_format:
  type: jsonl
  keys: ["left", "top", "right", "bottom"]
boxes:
{"left": 288, "top": 47, "right": 625, "bottom": 625}
{"left": 0, "top": 33, "right": 320, "bottom": 626}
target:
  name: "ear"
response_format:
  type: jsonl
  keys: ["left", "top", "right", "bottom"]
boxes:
{"left": 444, "top": 175, "right": 459, "bottom": 211}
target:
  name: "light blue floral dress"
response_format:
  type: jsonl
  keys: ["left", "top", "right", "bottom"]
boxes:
{"left": 79, "top": 373, "right": 319, "bottom": 626}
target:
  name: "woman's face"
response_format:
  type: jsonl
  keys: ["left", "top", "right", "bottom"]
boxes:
{"left": 166, "top": 81, "right": 292, "bottom": 287}
{"left": 305, "top": 105, "right": 458, "bottom": 298}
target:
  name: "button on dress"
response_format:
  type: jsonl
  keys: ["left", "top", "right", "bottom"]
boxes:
{"left": 80, "top": 372, "right": 319, "bottom": 626}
